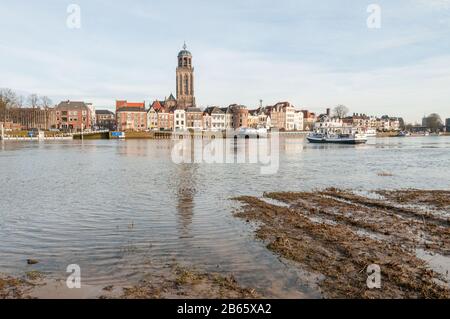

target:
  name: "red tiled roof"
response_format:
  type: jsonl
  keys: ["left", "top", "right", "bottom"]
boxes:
{"left": 151, "top": 100, "right": 163, "bottom": 111}
{"left": 116, "top": 100, "right": 145, "bottom": 109}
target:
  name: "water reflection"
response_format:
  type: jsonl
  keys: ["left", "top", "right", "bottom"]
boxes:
{"left": 173, "top": 139, "right": 197, "bottom": 239}
{"left": 175, "top": 163, "right": 197, "bottom": 239}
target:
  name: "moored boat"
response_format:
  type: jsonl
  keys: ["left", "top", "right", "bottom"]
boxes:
{"left": 307, "top": 132, "right": 368, "bottom": 144}
{"left": 307, "top": 115, "right": 368, "bottom": 144}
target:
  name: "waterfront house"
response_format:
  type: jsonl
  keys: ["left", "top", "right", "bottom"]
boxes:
{"left": 294, "top": 111, "right": 304, "bottom": 131}
{"left": 204, "top": 107, "right": 226, "bottom": 131}
{"left": 116, "top": 107, "right": 147, "bottom": 131}
{"left": 301, "top": 110, "right": 316, "bottom": 131}
{"left": 247, "top": 109, "right": 259, "bottom": 129}
{"left": 186, "top": 107, "right": 203, "bottom": 130}
{"left": 174, "top": 108, "right": 187, "bottom": 132}
{"left": 157, "top": 106, "right": 174, "bottom": 131}
{"left": 268, "top": 102, "right": 295, "bottom": 131}
{"left": 220, "top": 107, "right": 234, "bottom": 129}
{"left": 95, "top": 110, "right": 116, "bottom": 131}
{"left": 147, "top": 101, "right": 163, "bottom": 130}
{"left": 55, "top": 101, "right": 92, "bottom": 132}
{"left": 227, "top": 104, "right": 249, "bottom": 129}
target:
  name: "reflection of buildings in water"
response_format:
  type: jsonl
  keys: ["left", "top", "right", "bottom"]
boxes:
{"left": 117, "top": 140, "right": 173, "bottom": 158}
{"left": 175, "top": 162, "right": 198, "bottom": 238}
{"left": 283, "top": 140, "right": 304, "bottom": 154}
{"left": 117, "top": 140, "right": 149, "bottom": 157}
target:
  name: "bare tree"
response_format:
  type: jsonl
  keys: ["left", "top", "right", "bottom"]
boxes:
{"left": 332, "top": 105, "right": 349, "bottom": 118}
{"left": 0, "top": 88, "right": 18, "bottom": 109}
{"left": 16, "top": 95, "right": 25, "bottom": 108}
{"left": 40, "top": 96, "right": 53, "bottom": 108}
{"left": 27, "top": 94, "right": 40, "bottom": 108}
{"left": 40, "top": 96, "right": 53, "bottom": 130}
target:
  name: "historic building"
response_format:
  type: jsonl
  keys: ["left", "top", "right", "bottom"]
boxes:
{"left": 176, "top": 43, "right": 196, "bottom": 109}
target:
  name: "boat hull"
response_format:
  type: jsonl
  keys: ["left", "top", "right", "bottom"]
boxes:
{"left": 307, "top": 137, "right": 367, "bottom": 144}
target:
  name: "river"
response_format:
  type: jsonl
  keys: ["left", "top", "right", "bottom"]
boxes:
{"left": 0, "top": 136, "right": 449, "bottom": 298}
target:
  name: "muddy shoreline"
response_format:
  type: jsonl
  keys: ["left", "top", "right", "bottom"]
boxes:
{"left": 233, "top": 188, "right": 450, "bottom": 299}
{"left": 1, "top": 263, "right": 259, "bottom": 299}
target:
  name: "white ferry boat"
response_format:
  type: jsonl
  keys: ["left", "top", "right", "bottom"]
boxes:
{"left": 307, "top": 132, "right": 368, "bottom": 144}
{"left": 307, "top": 115, "right": 368, "bottom": 144}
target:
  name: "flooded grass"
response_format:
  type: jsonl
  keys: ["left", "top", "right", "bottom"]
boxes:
{"left": 2, "top": 264, "right": 260, "bottom": 299}
{"left": 0, "top": 275, "right": 33, "bottom": 299}
{"left": 121, "top": 264, "right": 259, "bottom": 299}
{"left": 233, "top": 189, "right": 450, "bottom": 299}
{"left": 377, "top": 189, "right": 450, "bottom": 210}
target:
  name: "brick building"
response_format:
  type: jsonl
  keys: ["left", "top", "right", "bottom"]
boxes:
{"left": 55, "top": 101, "right": 92, "bottom": 131}
{"left": 96, "top": 110, "right": 116, "bottom": 130}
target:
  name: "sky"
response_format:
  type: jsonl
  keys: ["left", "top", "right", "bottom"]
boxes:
{"left": 0, "top": 0, "right": 449, "bottom": 123}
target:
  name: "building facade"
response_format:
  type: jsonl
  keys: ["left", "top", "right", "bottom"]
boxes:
{"left": 174, "top": 108, "right": 186, "bottom": 131}
{"left": 157, "top": 106, "right": 174, "bottom": 131}
{"left": 227, "top": 104, "right": 249, "bottom": 129}
{"left": 268, "top": 102, "right": 295, "bottom": 131}
{"left": 294, "top": 111, "right": 304, "bottom": 131}
{"left": 96, "top": 110, "right": 116, "bottom": 130}
{"left": 116, "top": 107, "right": 147, "bottom": 131}
{"left": 186, "top": 107, "right": 203, "bottom": 130}
{"left": 55, "top": 101, "right": 92, "bottom": 131}
{"left": 0, "top": 107, "right": 56, "bottom": 131}
{"left": 204, "top": 107, "right": 226, "bottom": 131}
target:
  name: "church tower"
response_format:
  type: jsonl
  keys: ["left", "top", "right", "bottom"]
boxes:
{"left": 176, "top": 43, "right": 196, "bottom": 109}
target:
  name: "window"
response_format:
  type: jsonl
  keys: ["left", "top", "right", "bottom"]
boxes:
{"left": 184, "top": 74, "right": 189, "bottom": 95}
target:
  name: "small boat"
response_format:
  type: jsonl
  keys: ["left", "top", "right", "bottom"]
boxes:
{"left": 307, "top": 132, "right": 368, "bottom": 144}
{"left": 236, "top": 128, "right": 268, "bottom": 139}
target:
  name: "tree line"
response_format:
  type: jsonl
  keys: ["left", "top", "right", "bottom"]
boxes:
{"left": 0, "top": 88, "right": 53, "bottom": 110}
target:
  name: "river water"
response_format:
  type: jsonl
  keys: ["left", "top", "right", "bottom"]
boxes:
{"left": 0, "top": 136, "right": 449, "bottom": 297}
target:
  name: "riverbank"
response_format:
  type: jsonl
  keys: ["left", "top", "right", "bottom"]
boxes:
{"left": 233, "top": 189, "right": 450, "bottom": 299}
{"left": 0, "top": 263, "right": 259, "bottom": 299}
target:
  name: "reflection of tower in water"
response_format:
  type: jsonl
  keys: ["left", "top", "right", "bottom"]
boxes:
{"left": 175, "top": 160, "right": 198, "bottom": 239}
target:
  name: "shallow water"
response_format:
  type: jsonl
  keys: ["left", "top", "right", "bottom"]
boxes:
{"left": 0, "top": 136, "right": 449, "bottom": 298}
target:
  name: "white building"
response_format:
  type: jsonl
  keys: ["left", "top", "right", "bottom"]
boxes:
{"left": 210, "top": 108, "right": 226, "bottom": 131}
{"left": 86, "top": 103, "right": 96, "bottom": 129}
{"left": 269, "top": 102, "right": 295, "bottom": 131}
{"left": 294, "top": 111, "right": 304, "bottom": 131}
{"left": 222, "top": 107, "right": 233, "bottom": 129}
{"left": 313, "top": 115, "right": 354, "bottom": 134}
{"left": 174, "top": 109, "right": 186, "bottom": 132}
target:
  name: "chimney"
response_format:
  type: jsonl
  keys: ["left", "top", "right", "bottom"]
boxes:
{"left": 326, "top": 108, "right": 331, "bottom": 116}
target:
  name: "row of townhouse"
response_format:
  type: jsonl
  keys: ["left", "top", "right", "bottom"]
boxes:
{"left": 115, "top": 100, "right": 305, "bottom": 132}
{"left": 343, "top": 113, "right": 403, "bottom": 131}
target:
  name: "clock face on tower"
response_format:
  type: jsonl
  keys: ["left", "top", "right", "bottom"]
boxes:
{"left": 176, "top": 43, "right": 196, "bottom": 109}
